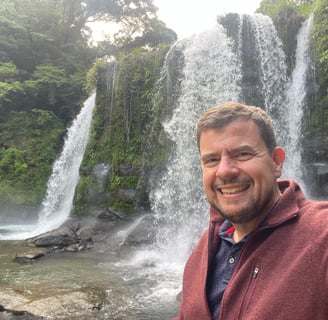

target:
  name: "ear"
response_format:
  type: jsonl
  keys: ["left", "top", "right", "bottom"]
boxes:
{"left": 272, "top": 147, "right": 285, "bottom": 178}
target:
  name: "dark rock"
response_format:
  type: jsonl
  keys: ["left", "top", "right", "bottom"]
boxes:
{"left": 12, "top": 249, "right": 47, "bottom": 264}
{"left": 27, "top": 226, "right": 79, "bottom": 248}
{"left": 96, "top": 207, "right": 125, "bottom": 221}
{"left": 305, "top": 162, "right": 328, "bottom": 199}
{"left": 118, "top": 163, "right": 139, "bottom": 176}
{"left": 91, "top": 163, "right": 112, "bottom": 181}
{"left": 0, "top": 305, "right": 44, "bottom": 319}
{"left": 32, "top": 234, "right": 77, "bottom": 248}
{"left": 87, "top": 189, "right": 111, "bottom": 205}
{"left": 115, "top": 189, "right": 136, "bottom": 204}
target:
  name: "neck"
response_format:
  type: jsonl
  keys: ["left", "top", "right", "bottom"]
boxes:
{"left": 232, "top": 224, "right": 255, "bottom": 243}
{"left": 232, "top": 191, "right": 282, "bottom": 243}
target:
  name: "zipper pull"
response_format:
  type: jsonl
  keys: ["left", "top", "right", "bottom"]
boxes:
{"left": 253, "top": 267, "right": 259, "bottom": 279}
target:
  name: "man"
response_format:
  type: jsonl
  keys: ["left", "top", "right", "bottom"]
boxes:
{"left": 173, "top": 102, "right": 328, "bottom": 320}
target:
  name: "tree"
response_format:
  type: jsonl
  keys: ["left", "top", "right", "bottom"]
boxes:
{"left": 0, "top": 0, "right": 176, "bottom": 210}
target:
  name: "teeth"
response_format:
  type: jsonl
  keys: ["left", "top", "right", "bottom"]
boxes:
{"left": 220, "top": 186, "right": 247, "bottom": 194}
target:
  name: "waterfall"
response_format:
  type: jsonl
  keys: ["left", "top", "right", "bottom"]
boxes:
{"left": 283, "top": 15, "right": 314, "bottom": 186}
{"left": 150, "top": 13, "right": 313, "bottom": 263}
{"left": 249, "top": 14, "right": 288, "bottom": 116}
{"left": 238, "top": 14, "right": 289, "bottom": 142}
{"left": 0, "top": 93, "right": 96, "bottom": 240}
{"left": 150, "top": 25, "right": 242, "bottom": 263}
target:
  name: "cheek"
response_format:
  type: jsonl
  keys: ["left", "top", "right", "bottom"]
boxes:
{"left": 202, "top": 169, "right": 215, "bottom": 189}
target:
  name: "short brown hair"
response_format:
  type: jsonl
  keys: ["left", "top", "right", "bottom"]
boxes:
{"left": 197, "top": 102, "right": 277, "bottom": 153}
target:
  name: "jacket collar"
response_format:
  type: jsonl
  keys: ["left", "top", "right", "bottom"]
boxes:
{"left": 265, "top": 179, "right": 303, "bottom": 227}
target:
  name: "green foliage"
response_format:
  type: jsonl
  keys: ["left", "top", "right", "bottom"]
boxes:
{"left": 256, "top": 0, "right": 313, "bottom": 74}
{"left": 312, "top": 0, "right": 328, "bottom": 130}
{"left": 257, "top": 0, "right": 314, "bottom": 16}
{"left": 256, "top": 0, "right": 328, "bottom": 148}
{"left": 74, "top": 176, "right": 93, "bottom": 202}
{"left": 85, "top": 58, "right": 107, "bottom": 93}
{"left": 0, "top": 109, "right": 65, "bottom": 205}
{"left": 84, "top": 45, "right": 168, "bottom": 167}
{"left": 257, "top": 0, "right": 297, "bottom": 16}
{"left": 0, "top": 81, "right": 25, "bottom": 104}
{"left": 110, "top": 175, "right": 139, "bottom": 191}
{"left": 76, "top": 44, "right": 170, "bottom": 212}
{"left": 0, "top": 0, "right": 98, "bottom": 122}
{"left": 0, "top": 62, "right": 18, "bottom": 81}
{"left": 0, "top": 0, "right": 175, "bottom": 213}
{"left": 85, "top": 0, "right": 176, "bottom": 51}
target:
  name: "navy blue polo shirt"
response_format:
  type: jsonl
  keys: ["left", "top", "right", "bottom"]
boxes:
{"left": 207, "top": 220, "right": 249, "bottom": 320}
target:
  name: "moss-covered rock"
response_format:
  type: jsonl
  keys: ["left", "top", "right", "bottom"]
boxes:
{"left": 74, "top": 45, "right": 172, "bottom": 213}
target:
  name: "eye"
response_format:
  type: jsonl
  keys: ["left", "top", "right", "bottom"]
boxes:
{"left": 235, "top": 152, "right": 254, "bottom": 161}
{"left": 202, "top": 157, "right": 220, "bottom": 168}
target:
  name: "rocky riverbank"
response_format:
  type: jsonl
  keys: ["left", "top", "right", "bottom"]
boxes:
{"left": 0, "top": 210, "right": 171, "bottom": 320}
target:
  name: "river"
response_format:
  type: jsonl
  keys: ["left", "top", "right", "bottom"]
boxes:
{"left": 0, "top": 229, "right": 181, "bottom": 319}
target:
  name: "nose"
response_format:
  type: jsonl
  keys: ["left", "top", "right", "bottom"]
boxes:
{"left": 215, "top": 156, "right": 239, "bottom": 180}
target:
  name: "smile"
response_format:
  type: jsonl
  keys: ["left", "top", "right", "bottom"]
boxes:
{"left": 219, "top": 185, "right": 249, "bottom": 195}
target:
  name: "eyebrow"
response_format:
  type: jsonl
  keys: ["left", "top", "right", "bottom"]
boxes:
{"left": 200, "top": 152, "right": 218, "bottom": 162}
{"left": 229, "top": 145, "right": 257, "bottom": 153}
{"left": 200, "top": 145, "right": 257, "bottom": 161}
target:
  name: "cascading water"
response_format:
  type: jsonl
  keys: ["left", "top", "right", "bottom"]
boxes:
{"left": 140, "top": 14, "right": 314, "bottom": 314}
{"left": 150, "top": 25, "right": 242, "bottom": 264}
{"left": 248, "top": 14, "right": 288, "bottom": 115}
{"left": 149, "top": 13, "right": 295, "bottom": 265}
{"left": 237, "top": 14, "right": 289, "bottom": 141}
{"left": 0, "top": 93, "right": 96, "bottom": 240}
{"left": 121, "top": 25, "right": 243, "bottom": 317}
{"left": 284, "top": 15, "right": 314, "bottom": 186}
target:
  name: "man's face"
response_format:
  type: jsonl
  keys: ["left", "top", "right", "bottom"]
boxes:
{"left": 199, "top": 119, "right": 285, "bottom": 225}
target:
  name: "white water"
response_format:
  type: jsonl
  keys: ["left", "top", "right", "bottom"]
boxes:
{"left": 284, "top": 15, "right": 314, "bottom": 185}
{"left": 144, "top": 14, "right": 314, "bottom": 304}
{"left": 150, "top": 25, "right": 242, "bottom": 265}
{"left": 0, "top": 93, "right": 96, "bottom": 240}
{"left": 149, "top": 14, "right": 291, "bottom": 265}
{"left": 247, "top": 14, "right": 288, "bottom": 128}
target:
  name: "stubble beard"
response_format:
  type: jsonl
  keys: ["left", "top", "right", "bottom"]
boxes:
{"left": 211, "top": 197, "right": 260, "bottom": 224}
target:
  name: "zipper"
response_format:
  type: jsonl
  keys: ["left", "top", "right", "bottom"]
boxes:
{"left": 253, "top": 266, "right": 260, "bottom": 279}
{"left": 218, "top": 210, "right": 298, "bottom": 319}
{"left": 235, "top": 264, "right": 261, "bottom": 319}
{"left": 221, "top": 214, "right": 298, "bottom": 319}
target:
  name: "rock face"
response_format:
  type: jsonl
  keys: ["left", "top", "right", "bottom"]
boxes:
{"left": 303, "top": 134, "right": 328, "bottom": 199}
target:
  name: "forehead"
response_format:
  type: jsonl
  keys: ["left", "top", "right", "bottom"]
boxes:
{"left": 199, "top": 119, "right": 264, "bottom": 150}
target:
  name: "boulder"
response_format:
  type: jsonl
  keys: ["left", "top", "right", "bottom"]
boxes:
{"left": 0, "top": 305, "right": 44, "bottom": 319}
{"left": 12, "top": 249, "right": 47, "bottom": 264}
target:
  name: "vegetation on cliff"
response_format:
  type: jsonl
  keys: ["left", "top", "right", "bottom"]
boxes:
{"left": 75, "top": 45, "right": 171, "bottom": 212}
{"left": 0, "top": 0, "right": 328, "bottom": 215}
{"left": 257, "top": 0, "right": 328, "bottom": 135}
{"left": 0, "top": 0, "right": 176, "bottom": 211}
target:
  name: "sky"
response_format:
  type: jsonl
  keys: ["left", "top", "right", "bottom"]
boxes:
{"left": 154, "top": 0, "right": 262, "bottom": 38}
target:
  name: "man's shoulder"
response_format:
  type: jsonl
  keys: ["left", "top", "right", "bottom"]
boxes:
{"left": 301, "top": 199, "right": 328, "bottom": 216}
{"left": 299, "top": 199, "right": 328, "bottom": 236}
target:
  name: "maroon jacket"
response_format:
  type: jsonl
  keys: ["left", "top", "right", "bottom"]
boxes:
{"left": 173, "top": 179, "right": 328, "bottom": 320}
